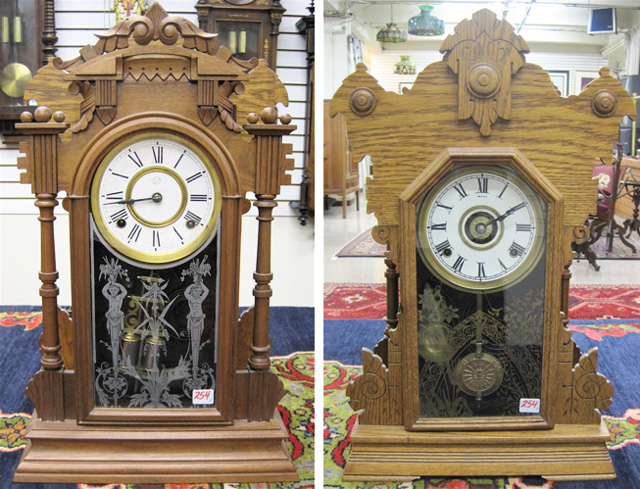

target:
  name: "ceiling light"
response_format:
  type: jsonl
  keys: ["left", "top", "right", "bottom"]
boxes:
{"left": 377, "top": 6, "right": 408, "bottom": 43}
{"left": 408, "top": 5, "right": 445, "bottom": 37}
{"left": 394, "top": 55, "right": 416, "bottom": 75}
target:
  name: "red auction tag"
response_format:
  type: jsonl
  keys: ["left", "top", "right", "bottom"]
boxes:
{"left": 519, "top": 398, "right": 540, "bottom": 413}
{"left": 192, "top": 389, "right": 215, "bottom": 405}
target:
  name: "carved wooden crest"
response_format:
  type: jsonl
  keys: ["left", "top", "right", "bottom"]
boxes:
{"left": 25, "top": 3, "right": 288, "bottom": 137}
{"left": 440, "top": 9, "right": 529, "bottom": 136}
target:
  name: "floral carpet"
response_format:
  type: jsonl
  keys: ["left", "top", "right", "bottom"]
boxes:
{"left": 0, "top": 310, "right": 314, "bottom": 489}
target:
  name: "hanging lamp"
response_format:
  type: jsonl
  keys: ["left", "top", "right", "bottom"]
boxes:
{"left": 394, "top": 55, "right": 416, "bottom": 75}
{"left": 376, "top": 5, "right": 408, "bottom": 43}
{"left": 408, "top": 5, "right": 444, "bottom": 36}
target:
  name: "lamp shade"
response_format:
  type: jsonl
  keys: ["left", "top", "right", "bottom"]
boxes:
{"left": 377, "top": 23, "right": 408, "bottom": 43}
{"left": 394, "top": 55, "right": 416, "bottom": 75}
{"left": 408, "top": 5, "right": 444, "bottom": 36}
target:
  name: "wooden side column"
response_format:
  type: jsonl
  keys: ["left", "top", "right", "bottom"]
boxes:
{"left": 244, "top": 108, "right": 296, "bottom": 371}
{"left": 16, "top": 107, "right": 69, "bottom": 420}
{"left": 242, "top": 108, "right": 295, "bottom": 420}
{"left": 250, "top": 194, "right": 277, "bottom": 370}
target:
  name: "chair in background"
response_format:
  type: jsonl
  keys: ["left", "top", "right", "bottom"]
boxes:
{"left": 324, "top": 100, "right": 361, "bottom": 218}
{"left": 578, "top": 145, "right": 637, "bottom": 270}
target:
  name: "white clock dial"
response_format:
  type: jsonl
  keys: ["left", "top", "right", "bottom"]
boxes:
{"left": 91, "top": 135, "right": 222, "bottom": 264}
{"left": 417, "top": 165, "right": 545, "bottom": 291}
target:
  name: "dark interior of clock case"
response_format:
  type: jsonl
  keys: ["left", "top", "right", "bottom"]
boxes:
{"left": 89, "top": 220, "right": 219, "bottom": 410}
{"left": 415, "top": 247, "right": 547, "bottom": 419}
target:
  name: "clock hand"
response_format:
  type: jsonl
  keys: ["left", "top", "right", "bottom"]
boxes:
{"left": 475, "top": 203, "right": 525, "bottom": 234}
{"left": 105, "top": 192, "right": 163, "bottom": 205}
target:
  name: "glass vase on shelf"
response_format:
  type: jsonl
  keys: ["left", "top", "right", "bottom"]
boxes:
{"left": 408, "top": 5, "right": 445, "bottom": 36}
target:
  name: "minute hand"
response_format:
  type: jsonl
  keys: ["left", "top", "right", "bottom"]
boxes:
{"left": 488, "top": 202, "right": 526, "bottom": 226}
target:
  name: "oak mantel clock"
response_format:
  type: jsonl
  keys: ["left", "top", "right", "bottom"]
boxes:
{"left": 330, "top": 9, "right": 635, "bottom": 481}
{"left": 13, "top": 4, "right": 297, "bottom": 482}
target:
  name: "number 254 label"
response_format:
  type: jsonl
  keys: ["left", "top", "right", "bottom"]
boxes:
{"left": 192, "top": 389, "right": 214, "bottom": 405}
{"left": 519, "top": 398, "right": 540, "bottom": 413}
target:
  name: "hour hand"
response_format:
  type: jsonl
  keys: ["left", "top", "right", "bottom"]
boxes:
{"left": 105, "top": 193, "right": 163, "bottom": 205}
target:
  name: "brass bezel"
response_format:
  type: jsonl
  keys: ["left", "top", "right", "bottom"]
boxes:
{"left": 416, "top": 165, "right": 546, "bottom": 292}
{"left": 91, "top": 133, "right": 222, "bottom": 264}
{"left": 125, "top": 166, "right": 189, "bottom": 228}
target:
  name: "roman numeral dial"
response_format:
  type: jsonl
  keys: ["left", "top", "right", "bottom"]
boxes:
{"left": 417, "top": 165, "right": 546, "bottom": 291}
{"left": 91, "top": 135, "right": 222, "bottom": 264}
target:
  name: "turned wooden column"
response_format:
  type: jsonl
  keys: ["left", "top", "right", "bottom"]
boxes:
{"left": 244, "top": 108, "right": 296, "bottom": 371}
{"left": 250, "top": 194, "right": 277, "bottom": 370}
{"left": 42, "top": 0, "right": 58, "bottom": 62}
{"left": 17, "top": 107, "right": 69, "bottom": 371}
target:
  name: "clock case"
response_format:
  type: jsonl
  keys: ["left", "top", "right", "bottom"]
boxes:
{"left": 330, "top": 9, "right": 635, "bottom": 481}
{"left": 195, "top": 0, "right": 285, "bottom": 70}
{"left": 14, "top": 4, "right": 297, "bottom": 482}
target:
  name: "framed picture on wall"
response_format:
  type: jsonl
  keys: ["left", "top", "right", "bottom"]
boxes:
{"left": 575, "top": 70, "right": 600, "bottom": 94}
{"left": 399, "top": 82, "right": 413, "bottom": 94}
{"left": 546, "top": 70, "right": 569, "bottom": 97}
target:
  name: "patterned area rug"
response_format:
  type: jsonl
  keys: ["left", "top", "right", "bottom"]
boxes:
{"left": 325, "top": 283, "right": 640, "bottom": 321}
{"left": 0, "top": 310, "right": 314, "bottom": 489}
{"left": 334, "top": 229, "right": 386, "bottom": 258}
{"left": 337, "top": 228, "right": 640, "bottom": 260}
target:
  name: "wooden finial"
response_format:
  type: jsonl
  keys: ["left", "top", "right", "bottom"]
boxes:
{"left": 34, "top": 106, "right": 53, "bottom": 123}
{"left": 260, "top": 107, "right": 278, "bottom": 124}
{"left": 53, "top": 111, "right": 66, "bottom": 123}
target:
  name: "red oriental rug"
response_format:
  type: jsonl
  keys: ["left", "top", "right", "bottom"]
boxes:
{"left": 324, "top": 283, "right": 640, "bottom": 321}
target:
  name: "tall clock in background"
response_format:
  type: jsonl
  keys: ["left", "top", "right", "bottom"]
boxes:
{"left": 195, "top": 0, "right": 285, "bottom": 69}
{"left": 0, "top": 0, "right": 46, "bottom": 135}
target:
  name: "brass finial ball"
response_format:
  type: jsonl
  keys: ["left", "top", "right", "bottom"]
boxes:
{"left": 279, "top": 114, "right": 292, "bottom": 124}
{"left": 53, "top": 111, "right": 66, "bottom": 123}
{"left": 260, "top": 107, "right": 278, "bottom": 124}
{"left": 247, "top": 112, "right": 260, "bottom": 124}
{"left": 20, "top": 111, "right": 33, "bottom": 123}
{"left": 34, "top": 106, "right": 52, "bottom": 123}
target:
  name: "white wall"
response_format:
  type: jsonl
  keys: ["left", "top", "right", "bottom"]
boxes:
{"left": 367, "top": 48, "right": 610, "bottom": 96}
{"left": 0, "top": 0, "right": 313, "bottom": 306}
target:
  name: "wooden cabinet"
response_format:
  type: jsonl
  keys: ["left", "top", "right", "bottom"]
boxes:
{"left": 324, "top": 100, "right": 360, "bottom": 218}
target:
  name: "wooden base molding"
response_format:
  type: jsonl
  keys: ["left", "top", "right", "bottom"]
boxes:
{"left": 343, "top": 422, "right": 615, "bottom": 482}
{"left": 14, "top": 416, "right": 298, "bottom": 483}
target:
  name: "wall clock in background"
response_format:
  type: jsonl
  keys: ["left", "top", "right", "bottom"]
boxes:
{"left": 196, "top": 0, "right": 285, "bottom": 69}
{"left": 0, "top": 0, "right": 52, "bottom": 135}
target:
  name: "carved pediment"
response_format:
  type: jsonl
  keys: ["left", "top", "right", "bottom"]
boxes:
{"left": 440, "top": 9, "right": 529, "bottom": 136}
{"left": 96, "top": 3, "right": 218, "bottom": 55}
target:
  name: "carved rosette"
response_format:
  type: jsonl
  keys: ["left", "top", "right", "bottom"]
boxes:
{"left": 440, "top": 9, "right": 529, "bottom": 136}
{"left": 591, "top": 89, "right": 618, "bottom": 118}
{"left": 349, "top": 87, "right": 377, "bottom": 117}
